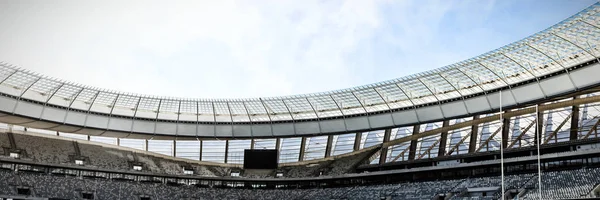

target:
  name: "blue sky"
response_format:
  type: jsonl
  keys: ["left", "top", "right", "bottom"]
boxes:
{"left": 0, "top": 0, "right": 596, "bottom": 99}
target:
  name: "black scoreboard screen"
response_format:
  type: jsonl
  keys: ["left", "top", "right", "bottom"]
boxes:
{"left": 243, "top": 149, "right": 278, "bottom": 169}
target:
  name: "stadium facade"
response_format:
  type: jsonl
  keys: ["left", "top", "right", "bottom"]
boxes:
{"left": 1, "top": 2, "right": 600, "bottom": 200}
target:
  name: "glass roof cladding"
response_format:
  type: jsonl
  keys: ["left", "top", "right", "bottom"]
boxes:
{"left": 1, "top": 3, "right": 600, "bottom": 124}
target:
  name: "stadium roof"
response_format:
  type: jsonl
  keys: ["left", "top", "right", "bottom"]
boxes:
{"left": 1, "top": 3, "right": 600, "bottom": 138}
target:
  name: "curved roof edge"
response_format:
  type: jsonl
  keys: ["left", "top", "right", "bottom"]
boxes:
{"left": 1, "top": 3, "right": 600, "bottom": 138}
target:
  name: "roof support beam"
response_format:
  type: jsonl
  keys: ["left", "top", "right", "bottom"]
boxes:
{"left": 475, "top": 126, "right": 502, "bottom": 152}
{"left": 395, "top": 83, "right": 420, "bottom": 122}
{"left": 351, "top": 91, "right": 372, "bottom": 128}
{"left": 508, "top": 118, "right": 537, "bottom": 149}
{"left": 305, "top": 97, "right": 323, "bottom": 133}
{"left": 454, "top": 67, "right": 487, "bottom": 93}
{"left": 329, "top": 95, "right": 348, "bottom": 131}
{"left": 325, "top": 135, "right": 334, "bottom": 158}
{"left": 373, "top": 88, "right": 393, "bottom": 111}
{"left": 379, "top": 129, "right": 391, "bottom": 164}
{"left": 475, "top": 61, "right": 511, "bottom": 87}
{"left": 224, "top": 140, "right": 229, "bottom": 163}
{"left": 151, "top": 99, "right": 162, "bottom": 140}
{"left": 79, "top": 91, "right": 101, "bottom": 134}
{"left": 62, "top": 88, "right": 85, "bottom": 125}
{"left": 225, "top": 102, "right": 235, "bottom": 138}
{"left": 408, "top": 125, "right": 420, "bottom": 160}
{"left": 446, "top": 129, "right": 472, "bottom": 156}
{"left": 11, "top": 77, "right": 41, "bottom": 114}
{"left": 571, "top": 96, "right": 580, "bottom": 141}
{"left": 454, "top": 67, "right": 493, "bottom": 109}
{"left": 384, "top": 94, "right": 600, "bottom": 148}
{"left": 534, "top": 106, "right": 544, "bottom": 146}
{"left": 438, "top": 120, "right": 450, "bottom": 157}
{"left": 0, "top": 70, "right": 17, "bottom": 85}
{"left": 353, "top": 132, "right": 362, "bottom": 151}
{"left": 39, "top": 83, "right": 65, "bottom": 120}
{"left": 258, "top": 98, "right": 275, "bottom": 136}
{"left": 280, "top": 99, "right": 297, "bottom": 135}
{"left": 582, "top": 117, "right": 600, "bottom": 139}
{"left": 417, "top": 78, "right": 445, "bottom": 118}
{"left": 552, "top": 33, "right": 598, "bottom": 61}
{"left": 198, "top": 139, "right": 203, "bottom": 161}
{"left": 175, "top": 100, "right": 181, "bottom": 138}
{"left": 544, "top": 112, "right": 572, "bottom": 144}
{"left": 468, "top": 115, "right": 480, "bottom": 153}
{"left": 102, "top": 94, "right": 120, "bottom": 135}
{"left": 298, "top": 137, "right": 307, "bottom": 162}
{"left": 275, "top": 138, "right": 281, "bottom": 161}
{"left": 418, "top": 136, "right": 442, "bottom": 159}
{"left": 211, "top": 102, "right": 217, "bottom": 138}
{"left": 391, "top": 145, "right": 411, "bottom": 162}
{"left": 437, "top": 73, "right": 469, "bottom": 110}
{"left": 502, "top": 111, "right": 510, "bottom": 149}
{"left": 525, "top": 43, "right": 577, "bottom": 89}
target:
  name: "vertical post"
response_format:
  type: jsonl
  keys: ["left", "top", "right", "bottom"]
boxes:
{"left": 250, "top": 139, "right": 255, "bottom": 149}
{"left": 275, "top": 138, "right": 281, "bottom": 162}
{"left": 502, "top": 111, "right": 510, "bottom": 149}
{"left": 468, "top": 115, "right": 480, "bottom": 153}
{"left": 408, "top": 125, "right": 420, "bottom": 160}
{"left": 535, "top": 105, "right": 544, "bottom": 145}
{"left": 298, "top": 137, "right": 306, "bottom": 161}
{"left": 353, "top": 132, "right": 363, "bottom": 151}
{"left": 570, "top": 96, "right": 580, "bottom": 140}
{"left": 325, "top": 135, "right": 334, "bottom": 158}
{"left": 145, "top": 139, "right": 149, "bottom": 152}
{"left": 438, "top": 120, "right": 450, "bottom": 157}
{"left": 536, "top": 105, "right": 543, "bottom": 199}
{"left": 499, "top": 91, "right": 505, "bottom": 200}
{"left": 173, "top": 140, "right": 177, "bottom": 157}
{"left": 117, "top": 138, "right": 120, "bottom": 146}
{"left": 379, "top": 129, "right": 392, "bottom": 164}
{"left": 224, "top": 140, "right": 229, "bottom": 163}
{"left": 198, "top": 139, "right": 203, "bottom": 161}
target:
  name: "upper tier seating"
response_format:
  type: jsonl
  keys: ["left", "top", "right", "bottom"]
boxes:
{"left": 521, "top": 167, "right": 600, "bottom": 199}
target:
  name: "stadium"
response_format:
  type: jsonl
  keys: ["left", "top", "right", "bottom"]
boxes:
{"left": 2, "top": 1, "right": 600, "bottom": 200}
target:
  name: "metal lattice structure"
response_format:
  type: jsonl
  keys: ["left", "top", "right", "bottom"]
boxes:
{"left": 2, "top": 3, "right": 600, "bottom": 165}
{"left": 1, "top": 4, "right": 600, "bottom": 134}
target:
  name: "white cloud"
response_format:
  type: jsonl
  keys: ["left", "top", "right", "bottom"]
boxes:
{"left": 0, "top": 0, "right": 593, "bottom": 99}
{"left": 0, "top": 0, "right": 392, "bottom": 98}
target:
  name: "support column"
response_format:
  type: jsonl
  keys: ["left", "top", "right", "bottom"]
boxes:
{"left": 275, "top": 138, "right": 281, "bottom": 151}
{"left": 173, "top": 140, "right": 177, "bottom": 157}
{"left": 198, "top": 140, "right": 203, "bottom": 161}
{"left": 438, "top": 120, "right": 450, "bottom": 157}
{"left": 325, "top": 135, "right": 334, "bottom": 158}
{"left": 571, "top": 96, "right": 580, "bottom": 140}
{"left": 275, "top": 138, "right": 281, "bottom": 161}
{"left": 224, "top": 140, "right": 229, "bottom": 163}
{"left": 468, "top": 115, "right": 480, "bottom": 153}
{"left": 117, "top": 138, "right": 120, "bottom": 146}
{"left": 535, "top": 106, "right": 544, "bottom": 146}
{"left": 379, "top": 129, "right": 392, "bottom": 164}
{"left": 145, "top": 139, "right": 149, "bottom": 151}
{"left": 502, "top": 111, "right": 511, "bottom": 149}
{"left": 353, "top": 132, "right": 362, "bottom": 151}
{"left": 298, "top": 137, "right": 307, "bottom": 161}
{"left": 408, "top": 125, "right": 420, "bottom": 160}
{"left": 250, "top": 139, "right": 255, "bottom": 149}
